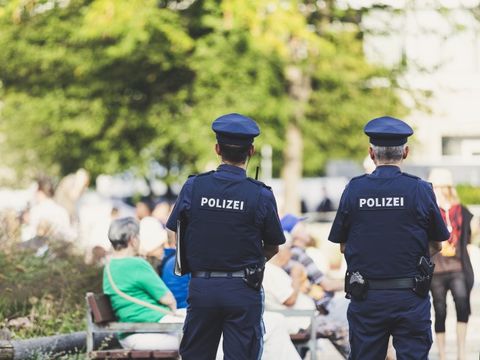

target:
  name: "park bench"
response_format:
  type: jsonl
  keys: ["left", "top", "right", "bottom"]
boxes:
{"left": 86, "top": 292, "right": 318, "bottom": 360}
{"left": 270, "top": 308, "right": 318, "bottom": 360}
{"left": 86, "top": 293, "right": 182, "bottom": 360}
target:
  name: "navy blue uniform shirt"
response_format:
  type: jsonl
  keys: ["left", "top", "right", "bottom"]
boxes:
{"left": 167, "top": 164, "right": 285, "bottom": 270}
{"left": 329, "top": 165, "right": 450, "bottom": 278}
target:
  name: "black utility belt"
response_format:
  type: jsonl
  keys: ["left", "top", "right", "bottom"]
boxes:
{"left": 191, "top": 270, "right": 244, "bottom": 278}
{"left": 346, "top": 270, "right": 432, "bottom": 300}
{"left": 368, "top": 277, "right": 415, "bottom": 290}
{"left": 192, "top": 265, "right": 265, "bottom": 291}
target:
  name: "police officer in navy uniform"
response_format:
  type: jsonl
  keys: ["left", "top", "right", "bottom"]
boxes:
{"left": 328, "top": 116, "right": 450, "bottom": 360}
{"left": 166, "top": 113, "right": 286, "bottom": 360}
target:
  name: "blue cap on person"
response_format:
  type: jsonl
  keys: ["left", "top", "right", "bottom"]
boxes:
{"left": 212, "top": 113, "right": 260, "bottom": 146}
{"left": 364, "top": 116, "right": 413, "bottom": 147}
{"left": 280, "top": 214, "right": 306, "bottom": 233}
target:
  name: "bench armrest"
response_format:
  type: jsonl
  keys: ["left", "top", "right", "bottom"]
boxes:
{"left": 92, "top": 322, "right": 183, "bottom": 333}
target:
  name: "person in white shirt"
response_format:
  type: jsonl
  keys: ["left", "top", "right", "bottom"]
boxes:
{"left": 263, "top": 244, "right": 350, "bottom": 359}
{"left": 28, "top": 177, "right": 75, "bottom": 241}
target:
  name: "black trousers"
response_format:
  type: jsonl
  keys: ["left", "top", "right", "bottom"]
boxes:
{"left": 430, "top": 271, "right": 469, "bottom": 333}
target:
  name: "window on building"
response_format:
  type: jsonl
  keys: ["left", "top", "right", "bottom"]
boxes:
{"left": 442, "top": 136, "right": 480, "bottom": 157}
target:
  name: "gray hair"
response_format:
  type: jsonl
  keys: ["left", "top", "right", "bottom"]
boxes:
{"left": 108, "top": 217, "right": 139, "bottom": 250}
{"left": 371, "top": 144, "right": 406, "bottom": 164}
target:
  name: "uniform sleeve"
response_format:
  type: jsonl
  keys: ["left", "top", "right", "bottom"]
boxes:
{"left": 257, "top": 188, "right": 286, "bottom": 246}
{"left": 136, "top": 259, "right": 170, "bottom": 301}
{"left": 420, "top": 182, "right": 450, "bottom": 242}
{"left": 328, "top": 184, "right": 351, "bottom": 243}
{"left": 166, "top": 178, "right": 194, "bottom": 232}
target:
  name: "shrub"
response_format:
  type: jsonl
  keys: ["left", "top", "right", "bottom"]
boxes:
{"left": 457, "top": 184, "right": 480, "bottom": 205}
{"left": 0, "top": 240, "right": 102, "bottom": 339}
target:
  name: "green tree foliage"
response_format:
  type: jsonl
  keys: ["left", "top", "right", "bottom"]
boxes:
{"left": 0, "top": 0, "right": 194, "bottom": 179}
{"left": 0, "top": 0, "right": 407, "bottom": 183}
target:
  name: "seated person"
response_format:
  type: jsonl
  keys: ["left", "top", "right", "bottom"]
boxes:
{"left": 263, "top": 243, "right": 350, "bottom": 359}
{"left": 103, "top": 217, "right": 184, "bottom": 351}
{"left": 281, "top": 214, "right": 344, "bottom": 313}
{"left": 157, "top": 236, "right": 190, "bottom": 309}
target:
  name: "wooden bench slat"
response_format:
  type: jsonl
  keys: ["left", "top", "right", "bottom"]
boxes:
{"left": 129, "top": 350, "right": 152, "bottom": 358}
{"left": 87, "top": 293, "right": 117, "bottom": 324}
{"left": 110, "top": 350, "right": 134, "bottom": 359}
{"left": 103, "top": 323, "right": 183, "bottom": 332}
{"left": 90, "top": 350, "right": 179, "bottom": 359}
{"left": 152, "top": 350, "right": 179, "bottom": 358}
{"left": 89, "top": 351, "right": 109, "bottom": 359}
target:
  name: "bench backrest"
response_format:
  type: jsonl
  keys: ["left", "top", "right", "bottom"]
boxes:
{"left": 86, "top": 292, "right": 117, "bottom": 324}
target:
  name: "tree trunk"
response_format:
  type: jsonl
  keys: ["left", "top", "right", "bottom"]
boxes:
{"left": 281, "top": 121, "right": 303, "bottom": 215}
{"left": 0, "top": 332, "right": 117, "bottom": 360}
{"left": 281, "top": 64, "right": 311, "bottom": 215}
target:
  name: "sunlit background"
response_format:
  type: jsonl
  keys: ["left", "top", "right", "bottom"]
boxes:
{"left": 1, "top": 0, "right": 480, "bottom": 359}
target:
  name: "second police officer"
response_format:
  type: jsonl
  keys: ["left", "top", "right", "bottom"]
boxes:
{"left": 166, "top": 113, "right": 286, "bottom": 360}
{"left": 328, "top": 116, "right": 450, "bottom": 360}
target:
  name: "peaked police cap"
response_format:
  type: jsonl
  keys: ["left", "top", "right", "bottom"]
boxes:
{"left": 212, "top": 113, "right": 260, "bottom": 146}
{"left": 364, "top": 116, "right": 414, "bottom": 146}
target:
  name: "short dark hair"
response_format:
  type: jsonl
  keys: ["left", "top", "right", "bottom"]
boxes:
{"left": 218, "top": 143, "right": 252, "bottom": 164}
{"left": 36, "top": 177, "right": 55, "bottom": 198}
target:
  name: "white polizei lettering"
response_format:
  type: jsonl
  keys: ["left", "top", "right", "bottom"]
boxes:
{"left": 358, "top": 196, "right": 406, "bottom": 209}
{"left": 199, "top": 197, "right": 246, "bottom": 211}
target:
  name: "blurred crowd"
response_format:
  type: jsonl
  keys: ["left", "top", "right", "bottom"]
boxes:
{"left": 2, "top": 167, "right": 480, "bottom": 359}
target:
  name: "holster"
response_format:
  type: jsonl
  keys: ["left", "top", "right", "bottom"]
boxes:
{"left": 243, "top": 263, "right": 265, "bottom": 291}
{"left": 412, "top": 256, "right": 435, "bottom": 298}
{"left": 345, "top": 271, "right": 368, "bottom": 301}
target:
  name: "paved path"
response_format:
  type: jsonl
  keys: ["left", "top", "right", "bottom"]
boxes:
{"left": 313, "top": 287, "right": 480, "bottom": 359}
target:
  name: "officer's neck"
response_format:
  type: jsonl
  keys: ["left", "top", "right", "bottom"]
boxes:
{"left": 375, "top": 161, "right": 402, "bottom": 168}
{"left": 221, "top": 161, "right": 247, "bottom": 170}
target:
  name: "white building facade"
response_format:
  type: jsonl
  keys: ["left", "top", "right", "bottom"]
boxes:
{"left": 361, "top": 0, "right": 480, "bottom": 183}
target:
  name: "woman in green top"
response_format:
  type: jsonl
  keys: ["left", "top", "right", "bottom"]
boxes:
{"left": 103, "top": 217, "right": 183, "bottom": 350}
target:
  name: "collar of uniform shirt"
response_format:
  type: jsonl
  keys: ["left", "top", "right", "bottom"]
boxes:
{"left": 370, "top": 164, "right": 402, "bottom": 178}
{"left": 216, "top": 163, "right": 247, "bottom": 177}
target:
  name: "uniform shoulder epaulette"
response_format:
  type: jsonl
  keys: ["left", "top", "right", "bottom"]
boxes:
{"left": 350, "top": 174, "right": 367, "bottom": 182}
{"left": 247, "top": 177, "right": 272, "bottom": 190}
{"left": 188, "top": 170, "right": 215, "bottom": 179}
{"left": 402, "top": 172, "right": 421, "bottom": 181}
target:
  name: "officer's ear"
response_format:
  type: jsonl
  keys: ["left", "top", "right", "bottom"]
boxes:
{"left": 368, "top": 146, "right": 375, "bottom": 162}
{"left": 215, "top": 143, "right": 221, "bottom": 156}
{"left": 248, "top": 145, "right": 255, "bottom": 158}
{"left": 403, "top": 145, "right": 409, "bottom": 159}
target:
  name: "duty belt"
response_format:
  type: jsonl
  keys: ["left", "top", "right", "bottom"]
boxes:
{"left": 191, "top": 270, "right": 244, "bottom": 278}
{"left": 368, "top": 277, "right": 415, "bottom": 290}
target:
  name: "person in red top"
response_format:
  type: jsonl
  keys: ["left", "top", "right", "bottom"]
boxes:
{"left": 428, "top": 168, "right": 475, "bottom": 360}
